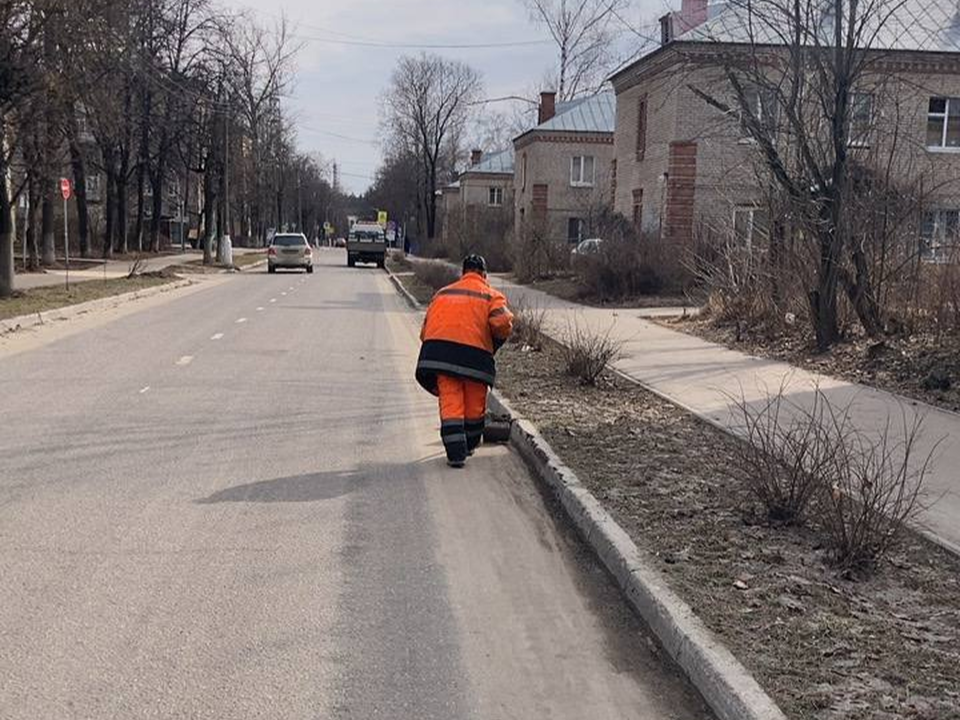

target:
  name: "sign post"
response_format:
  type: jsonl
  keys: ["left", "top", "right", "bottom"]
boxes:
{"left": 60, "top": 178, "right": 72, "bottom": 290}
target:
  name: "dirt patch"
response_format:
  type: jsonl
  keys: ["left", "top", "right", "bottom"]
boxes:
{"left": 1, "top": 275, "right": 178, "bottom": 321}
{"left": 519, "top": 273, "right": 700, "bottom": 309}
{"left": 495, "top": 340, "right": 960, "bottom": 720}
{"left": 667, "top": 317, "right": 960, "bottom": 414}
{"left": 387, "top": 258, "right": 437, "bottom": 305}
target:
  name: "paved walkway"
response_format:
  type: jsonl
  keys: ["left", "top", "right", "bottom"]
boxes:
{"left": 490, "top": 275, "right": 960, "bottom": 555}
{"left": 14, "top": 249, "right": 261, "bottom": 290}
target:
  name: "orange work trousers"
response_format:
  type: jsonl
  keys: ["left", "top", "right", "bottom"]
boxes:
{"left": 437, "top": 374, "right": 488, "bottom": 462}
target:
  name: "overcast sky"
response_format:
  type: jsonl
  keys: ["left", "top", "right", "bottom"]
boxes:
{"left": 221, "top": 0, "right": 662, "bottom": 194}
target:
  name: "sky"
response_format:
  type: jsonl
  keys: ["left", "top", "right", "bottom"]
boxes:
{"left": 221, "top": 0, "right": 664, "bottom": 194}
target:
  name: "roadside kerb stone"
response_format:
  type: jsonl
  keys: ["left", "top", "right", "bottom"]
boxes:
{"left": 384, "top": 264, "right": 788, "bottom": 720}
{"left": 0, "top": 278, "right": 194, "bottom": 335}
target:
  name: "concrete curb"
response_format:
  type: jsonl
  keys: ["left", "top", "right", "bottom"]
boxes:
{"left": 487, "top": 391, "right": 787, "bottom": 720}
{"left": 0, "top": 278, "right": 194, "bottom": 335}
{"left": 385, "top": 267, "right": 422, "bottom": 309}
{"left": 384, "top": 264, "right": 787, "bottom": 720}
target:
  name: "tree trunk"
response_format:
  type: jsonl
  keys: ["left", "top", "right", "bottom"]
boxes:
{"left": 0, "top": 126, "right": 15, "bottom": 297}
{"left": 202, "top": 157, "right": 216, "bottom": 265}
{"left": 103, "top": 155, "right": 116, "bottom": 259}
{"left": 149, "top": 163, "right": 163, "bottom": 253}
{"left": 41, "top": 193, "right": 55, "bottom": 266}
{"left": 26, "top": 177, "right": 40, "bottom": 270}
{"left": 134, "top": 160, "right": 146, "bottom": 252}
{"left": 809, "top": 230, "right": 841, "bottom": 351}
{"left": 117, "top": 149, "right": 130, "bottom": 255}
{"left": 68, "top": 137, "right": 91, "bottom": 258}
{"left": 840, "top": 247, "right": 883, "bottom": 337}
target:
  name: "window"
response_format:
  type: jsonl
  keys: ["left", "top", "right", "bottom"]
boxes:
{"left": 568, "top": 217, "right": 586, "bottom": 243}
{"left": 488, "top": 186, "right": 504, "bottom": 207}
{"left": 921, "top": 210, "right": 960, "bottom": 262}
{"left": 520, "top": 153, "right": 527, "bottom": 191}
{"left": 733, "top": 206, "right": 769, "bottom": 249}
{"left": 632, "top": 189, "right": 643, "bottom": 229}
{"left": 927, "top": 97, "right": 960, "bottom": 149}
{"left": 86, "top": 173, "right": 102, "bottom": 200}
{"left": 740, "top": 86, "right": 778, "bottom": 138}
{"left": 570, "top": 156, "right": 595, "bottom": 187}
{"left": 849, "top": 92, "right": 874, "bottom": 147}
{"left": 636, "top": 96, "right": 647, "bottom": 161}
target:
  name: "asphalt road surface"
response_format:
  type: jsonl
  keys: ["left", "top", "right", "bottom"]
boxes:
{"left": 0, "top": 250, "right": 710, "bottom": 719}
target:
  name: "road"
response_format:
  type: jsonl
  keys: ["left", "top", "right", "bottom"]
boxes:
{"left": 0, "top": 250, "right": 709, "bottom": 719}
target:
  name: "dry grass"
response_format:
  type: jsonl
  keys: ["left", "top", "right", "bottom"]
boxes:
{"left": 1, "top": 275, "right": 177, "bottom": 321}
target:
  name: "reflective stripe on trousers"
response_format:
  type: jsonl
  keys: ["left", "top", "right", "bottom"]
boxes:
{"left": 437, "top": 374, "right": 488, "bottom": 462}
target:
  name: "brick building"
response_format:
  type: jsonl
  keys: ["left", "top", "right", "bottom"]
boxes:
{"left": 438, "top": 148, "right": 515, "bottom": 253}
{"left": 513, "top": 91, "right": 616, "bottom": 245}
{"left": 611, "top": 0, "right": 960, "bottom": 260}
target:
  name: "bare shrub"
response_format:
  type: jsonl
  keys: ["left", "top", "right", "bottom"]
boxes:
{"left": 559, "top": 319, "right": 622, "bottom": 385}
{"left": 510, "top": 299, "right": 547, "bottom": 350}
{"left": 514, "top": 223, "right": 569, "bottom": 282}
{"left": 575, "top": 237, "right": 667, "bottom": 301}
{"left": 816, "top": 404, "right": 936, "bottom": 572}
{"left": 728, "top": 385, "right": 840, "bottom": 524}
{"left": 127, "top": 255, "right": 146, "bottom": 278}
{"left": 729, "top": 384, "right": 937, "bottom": 572}
{"left": 413, "top": 260, "right": 459, "bottom": 291}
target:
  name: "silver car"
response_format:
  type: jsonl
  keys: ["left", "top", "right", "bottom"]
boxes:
{"left": 268, "top": 233, "right": 313, "bottom": 273}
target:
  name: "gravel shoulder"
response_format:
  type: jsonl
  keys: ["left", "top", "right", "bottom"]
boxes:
{"left": 495, "top": 339, "right": 960, "bottom": 720}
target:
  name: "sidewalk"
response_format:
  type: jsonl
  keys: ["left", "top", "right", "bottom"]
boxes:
{"left": 490, "top": 275, "right": 960, "bottom": 555}
{"left": 14, "top": 248, "right": 261, "bottom": 290}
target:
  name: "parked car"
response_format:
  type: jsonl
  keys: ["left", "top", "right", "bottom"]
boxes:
{"left": 268, "top": 233, "right": 313, "bottom": 273}
{"left": 571, "top": 238, "right": 603, "bottom": 256}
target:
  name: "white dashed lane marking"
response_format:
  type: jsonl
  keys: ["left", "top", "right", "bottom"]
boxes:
{"left": 176, "top": 356, "right": 194, "bottom": 367}
{"left": 211, "top": 333, "right": 224, "bottom": 341}
{"left": 139, "top": 386, "right": 151, "bottom": 394}
{"left": 256, "top": 307, "right": 264, "bottom": 312}
{"left": 270, "top": 299, "right": 277, "bottom": 303}
{"left": 236, "top": 318, "right": 247, "bottom": 324}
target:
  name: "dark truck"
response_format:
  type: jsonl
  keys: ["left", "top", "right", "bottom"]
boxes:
{"left": 346, "top": 223, "right": 387, "bottom": 268}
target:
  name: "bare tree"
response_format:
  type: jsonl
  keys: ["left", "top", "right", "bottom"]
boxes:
{"left": 383, "top": 53, "right": 482, "bottom": 241}
{"left": 686, "top": 0, "right": 934, "bottom": 349}
{"left": 224, "top": 13, "right": 298, "bottom": 246}
{"left": 523, "top": 0, "right": 627, "bottom": 101}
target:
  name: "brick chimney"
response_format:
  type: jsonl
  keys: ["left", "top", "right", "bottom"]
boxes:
{"left": 660, "top": 13, "right": 674, "bottom": 44}
{"left": 680, "top": 0, "right": 708, "bottom": 27}
{"left": 662, "top": 0, "right": 709, "bottom": 43}
{"left": 538, "top": 91, "right": 557, "bottom": 124}
{"left": 470, "top": 149, "right": 483, "bottom": 166}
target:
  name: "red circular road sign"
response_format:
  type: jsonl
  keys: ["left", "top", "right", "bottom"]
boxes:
{"left": 60, "top": 178, "right": 72, "bottom": 200}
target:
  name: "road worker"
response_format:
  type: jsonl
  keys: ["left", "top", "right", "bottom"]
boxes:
{"left": 416, "top": 255, "right": 514, "bottom": 468}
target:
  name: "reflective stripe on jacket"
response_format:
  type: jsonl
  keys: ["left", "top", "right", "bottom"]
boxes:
{"left": 416, "top": 272, "right": 513, "bottom": 395}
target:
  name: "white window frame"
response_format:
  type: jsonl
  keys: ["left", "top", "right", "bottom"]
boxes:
{"left": 567, "top": 217, "right": 586, "bottom": 243}
{"left": 488, "top": 186, "right": 504, "bottom": 207}
{"left": 921, "top": 209, "right": 960, "bottom": 263}
{"left": 570, "top": 156, "right": 595, "bottom": 187}
{"left": 738, "top": 86, "right": 778, "bottom": 142}
{"left": 849, "top": 92, "right": 874, "bottom": 148}
{"left": 86, "top": 173, "right": 102, "bottom": 200}
{"left": 927, "top": 97, "right": 960, "bottom": 151}
{"left": 733, "top": 206, "right": 768, "bottom": 250}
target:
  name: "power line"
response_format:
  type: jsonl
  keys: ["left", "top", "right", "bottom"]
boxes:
{"left": 234, "top": 2, "right": 553, "bottom": 50}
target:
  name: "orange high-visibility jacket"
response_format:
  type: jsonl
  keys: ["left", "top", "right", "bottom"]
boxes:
{"left": 416, "top": 272, "right": 514, "bottom": 395}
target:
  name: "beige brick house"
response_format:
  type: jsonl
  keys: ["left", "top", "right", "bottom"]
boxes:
{"left": 611, "top": 0, "right": 960, "bottom": 260}
{"left": 513, "top": 92, "right": 616, "bottom": 245}
{"left": 439, "top": 148, "right": 515, "bottom": 253}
